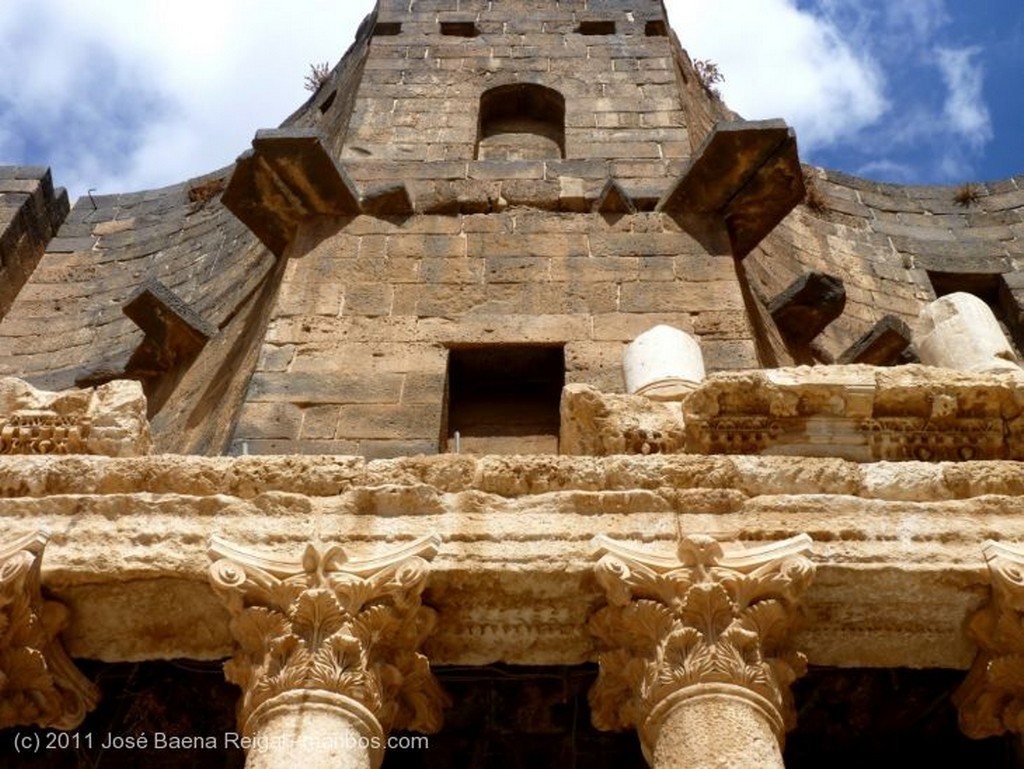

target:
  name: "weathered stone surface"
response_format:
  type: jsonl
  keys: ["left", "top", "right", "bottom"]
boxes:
{"left": 768, "top": 272, "right": 846, "bottom": 346}
{"left": 0, "top": 530, "right": 99, "bottom": 729}
{"left": 0, "top": 451, "right": 1013, "bottom": 671}
{"left": 559, "top": 383, "right": 684, "bottom": 455}
{"left": 954, "top": 540, "right": 1024, "bottom": 739}
{"left": 684, "top": 364, "right": 1024, "bottom": 461}
{"left": 589, "top": 533, "right": 814, "bottom": 765}
{"left": 122, "top": 279, "right": 217, "bottom": 378}
{"left": 209, "top": 535, "right": 447, "bottom": 740}
{"left": 222, "top": 129, "right": 360, "bottom": 256}
{"left": 658, "top": 119, "right": 805, "bottom": 258}
{"left": 838, "top": 314, "right": 912, "bottom": 365}
{"left": 916, "top": 292, "right": 1022, "bottom": 375}
{"left": 0, "top": 377, "right": 151, "bottom": 456}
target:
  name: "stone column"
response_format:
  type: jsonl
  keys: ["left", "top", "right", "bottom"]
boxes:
{"left": 623, "top": 324, "right": 706, "bottom": 401}
{"left": 954, "top": 540, "right": 1024, "bottom": 738}
{"left": 0, "top": 530, "right": 98, "bottom": 730}
{"left": 588, "top": 533, "right": 815, "bottom": 769}
{"left": 208, "top": 534, "right": 448, "bottom": 769}
{"left": 914, "top": 292, "right": 1021, "bottom": 374}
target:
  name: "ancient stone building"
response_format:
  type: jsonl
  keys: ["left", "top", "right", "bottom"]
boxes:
{"left": 2, "top": 0, "right": 1024, "bottom": 767}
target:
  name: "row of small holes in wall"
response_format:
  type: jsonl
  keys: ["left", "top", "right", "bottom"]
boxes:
{"left": 370, "top": 20, "right": 669, "bottom": 37}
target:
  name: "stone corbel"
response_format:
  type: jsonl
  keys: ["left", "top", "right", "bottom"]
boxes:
{"left": 0, "top": 530, "right": 99, "bottom": 730}
{"left": 588, "top": 533, "right": 815, "bottom": 769}
{"left": 208, "top": 534, "right": 448, "bottom": 769}
{"left": 954, "top": 540, "right": 1024, "bottom": 738}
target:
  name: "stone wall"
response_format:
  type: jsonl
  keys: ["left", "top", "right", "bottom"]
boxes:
{"left": 746, "top": 170, "right": 1024, "bottom": 364}
{"left": 232, "top": 209, "right": 753, "bottom": 457}
{"left": 0, "top": 166, "right": 68, "bottom": 322}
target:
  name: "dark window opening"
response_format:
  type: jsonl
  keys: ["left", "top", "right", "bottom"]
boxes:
{"left": 373, "top": 22, "right": 402, "bottom": 36}
{"left": 927, "top": 270, "right": 1024, "bottom": 357}
{"left": 476, "top": 83, "right": 566, "bottom": 160}
{"left": 645, "top": 20, "right": 668, "bottom": 37}
{"left": 319, "top": 90, "right": 337, "bottom": 114}
{"left": 444, "top": 345, "right": 565, "bottom": 455}
{"left": 576, "top": 20, "right": 616, "bottom": 35}
{"left": 441, "top": 21, "right": 479, "bottom": 37}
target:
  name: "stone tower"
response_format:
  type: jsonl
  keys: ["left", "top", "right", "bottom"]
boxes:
{"left": 1, "top": 1, "right": 1024, "bottom": 767}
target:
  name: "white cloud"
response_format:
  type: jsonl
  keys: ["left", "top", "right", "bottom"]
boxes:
{"left": 0, "top": 0, "right": 1000, "bottom": 193}
{"left": 664, "top": 0, "right": 889, "bottom": 151}
{"left": 0, "top": 0, "right": 374, "bottom": 198}
{"left": 935, "top": 46, "right": 993, "bottom": 148}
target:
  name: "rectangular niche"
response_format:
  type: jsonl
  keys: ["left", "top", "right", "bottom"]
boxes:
{"left": 927, "top": 270, "right": 1024, "bottom": 356}
{"left": 443, "top": 345, "right": 565, "bottom": 455}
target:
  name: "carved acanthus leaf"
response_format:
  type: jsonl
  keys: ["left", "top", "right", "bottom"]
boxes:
{"left": 208, "top": 535, "right": 448, "bottom": 735}
{"left": 589, "top": 533, "right": 814, "bottom": 736}
{"left": 0, "top": 531, "right": 99, "bottom": 730}
{"left": 954, "top": 541, "right": 1024, "bottom": 738}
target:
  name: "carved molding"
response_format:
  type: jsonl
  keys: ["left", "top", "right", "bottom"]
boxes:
{"left": 208, "top": 535, "right": 448, "bottom": 737}
{"left": 588, "top": 534, "right": 815, "bottom": 752}
{"left": 954, "top": 540, "right": 1024, "bottom": 738}
{"left": 0, "top": 530, "right": 99, "bottom": 730}
{"left": 0, "top": 377, "right": 151, "bottom": 457}
{"left": 0, "top": 411, "right": 89, "bottom": 455}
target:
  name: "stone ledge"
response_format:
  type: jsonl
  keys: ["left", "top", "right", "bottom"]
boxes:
{"left": 0, "top": 452, "right": 1013, "bottom": 669}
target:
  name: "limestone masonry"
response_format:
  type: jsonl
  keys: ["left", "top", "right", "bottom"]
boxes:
{"left": 1, "top": 1, "right": 1024, "bottom": 767}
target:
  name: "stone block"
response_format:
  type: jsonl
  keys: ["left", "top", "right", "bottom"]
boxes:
{"left": 123, "top": 279, "right": 217, "bottom": 374}
{"left": 247, "top": 372, "right": 404, "bottom": 404}
{"left": 360, "top": 182, "right": 414, "bottom": 218}
{"left": 222, "top": 129, "right": 361, "bottom": 256}
{"left": 234, "top": 402, "right": 303, "bottom": 440}
{"left": 838, "top": 316, "right": 913, "bottom": 366}
{"left": 658, "top": 119, "right": 805, "bottom": 258}
{"left": 768, "top": 272, "right": 846, "bottom": 346}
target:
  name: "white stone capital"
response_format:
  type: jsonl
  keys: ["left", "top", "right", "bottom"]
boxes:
{"left": 0, "top": 530, "right": 99, "bottom": 730}
{"left": 588, "top": 533, "right": 814, "bottom": 765}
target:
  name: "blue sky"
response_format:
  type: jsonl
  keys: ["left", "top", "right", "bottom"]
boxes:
{"left": 0, "top": 0, "right": 1020, "bottom": 201}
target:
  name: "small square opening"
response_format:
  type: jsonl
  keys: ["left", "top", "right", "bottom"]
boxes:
{"left": 441, "top": 21, "right": 479, "bottom": 37}
{"left": 645, "top": 20, "right": 668, "bottom": 37}
{"left": 444, "top": 345, "right": 565, "bottom": 455}
{"left": 373, "top": 22, "right": 402, "bottom": 36}
{"left": 576, "top": 20, "right": 616, "bottom": 35}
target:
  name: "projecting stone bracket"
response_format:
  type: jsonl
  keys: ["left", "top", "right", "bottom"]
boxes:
{"left": 767, "top": 271, "right": 846, "bottom": 347}
{"left": 593, "top": 178, "right": 636, "bottom": 216}
{"left": 222, "top": 128, "right": 361, "bottom": 256}
{"left": 657, "top": 119, "right": 805, "bottom": 258}
{"left": 0, "top": 530, "right": 99, "bottom": 730}
{"left": 122, "top": 279, "right": 217, "bottom": 379}
{"left": 837, "top": 315, "right": 913, "bottom": 365}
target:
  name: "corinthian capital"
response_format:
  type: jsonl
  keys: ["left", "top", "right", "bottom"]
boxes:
{"left": 954, "top": 540, "right": 1024, "bottom": 738}
{"left": 588, "top": 533, "right": 814, "bottom": 751}
{"left": 0, "top": 530, "right": 99, "bottom": 730}
{"left": 208, "top": 534, "right": 448, "bottom": 737}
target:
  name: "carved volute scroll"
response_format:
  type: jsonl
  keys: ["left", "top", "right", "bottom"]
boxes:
{"left": 954, "top": 540, "right": 1024, "bottom": 738}
{"left": 0, "top": 530, "right": 99, "bottom": 730}
{"left": 588, "top": 533, "right": 815, "bottom": 756}
{"left": 208, "top": 535, "right": 448, "bottom": 739}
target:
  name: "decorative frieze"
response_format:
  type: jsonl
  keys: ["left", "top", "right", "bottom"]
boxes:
{"left": 589, "top": 533, "right": 814, "bottom": 764}
{"left": 0, "top": 377, "right": 151, "bottom": 456}
{"left": 208, "top": 535, "right": 448, "bottom": 740}
{"left": 0, "top": 530, "right": 99, "bottom": 730}
{"left": 684, "top": 364, "right": 1024, "bottom": 461}
{"left": 954, "top": 540, "right": 1024, "bottom": 738}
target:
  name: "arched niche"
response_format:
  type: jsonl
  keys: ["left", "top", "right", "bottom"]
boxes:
{"left": 476, "top": 83, "right": 566, "bottom": 160}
